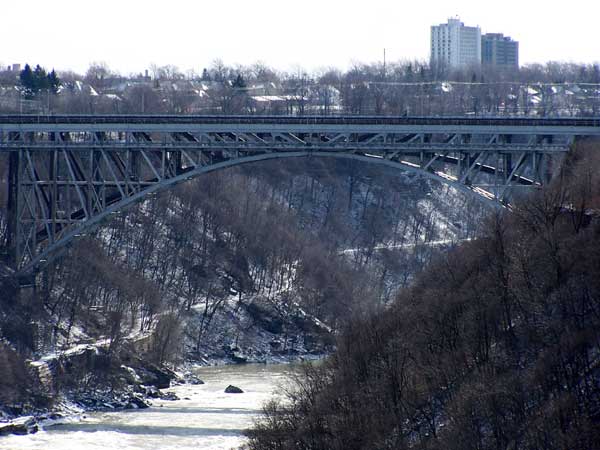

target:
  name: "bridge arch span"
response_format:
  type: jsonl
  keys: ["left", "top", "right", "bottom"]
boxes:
{"left": 4, "top": 114, "right": 596, "bottom": 276}
{"left": 18, "top": 150, "right": 503, "bottom": 277}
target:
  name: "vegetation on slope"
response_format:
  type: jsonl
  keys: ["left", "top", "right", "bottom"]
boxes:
{"left": 0, "top": 157, "right": 480, "bottom": 415}
{"left": 246, "top": 142, "right": 600, "bottom": 450}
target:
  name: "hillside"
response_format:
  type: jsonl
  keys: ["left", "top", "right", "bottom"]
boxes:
{"left": 0, "top": 156, "right": 484, "bottom": 419}
{"left": 246, "top": 142, "right": 600, "bottom": 449}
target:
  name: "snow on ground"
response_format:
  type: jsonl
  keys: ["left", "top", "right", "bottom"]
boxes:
{"left": 187, "top": 292, "right": 331, "bottom": 366}
{"left": 339, "top": 238, "right": 470, "bottom": 257}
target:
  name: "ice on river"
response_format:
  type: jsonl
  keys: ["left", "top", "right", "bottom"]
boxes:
{"left": 0, "top": 364, "right": 295, "bottom": 450}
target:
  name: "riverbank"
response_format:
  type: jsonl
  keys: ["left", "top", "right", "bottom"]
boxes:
{"left": 0, "top": 360, "right": 191, "bottom": 436}
{"left": 0, "top": 363, "right": 296, "bottom": 450}
{"left": 0, "top": 270, "right": 332, "bottom": 437}
{"left": 0, "top": 348, "right": 323, "bottom": 438}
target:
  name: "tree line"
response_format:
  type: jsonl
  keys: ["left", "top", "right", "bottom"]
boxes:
{"left": 0, "top": 60, "right": 598, "bottom": 115}
{"left": 19, "top": 64, "right": 60, "bottom": 99}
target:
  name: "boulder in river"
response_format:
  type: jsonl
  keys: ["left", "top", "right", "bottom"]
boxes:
{"left": 183, "top": 372, "right": 205, "bottom": 385}
{"left": 161, "top": 391, "right": 180, "bottom": 401}
{"left": 225, "top": 385, "right": 244, "bottom": 394}
{"left": 0, "top": 416, "right": 38, "bottom": 435}
{"left": 144, "top": 386, "right": 161, "bottom": 398}
{"left": 127, "top": 394, "right": 150, "bottom": 409}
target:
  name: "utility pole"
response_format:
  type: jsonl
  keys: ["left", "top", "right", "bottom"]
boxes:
{"left": 383, "top": 48, "right": 387, "bottom": 80}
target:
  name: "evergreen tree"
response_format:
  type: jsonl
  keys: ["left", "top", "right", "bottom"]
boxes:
{"left": 592, "top": 64, "right": 600, "bottom": 84}
{"left": 232, "top": 73, "right": 246, "bottom": 89}
{"left": 19, "top": 64, "right": 35, "bottom": 98}
{"left": 201, "top": 68, "right": 211, "bottom": 82}
{"left": 47, "top": 69, "right": 61, "bottom": 94}
{"left": 19, "top": 63, "right": 60, "bottom": 98}
{"left": 405, "top": 63, "right": 414, "bottom": 82}
{"left": 33, "top": 65, "right": 49, "bottom": 92}
{"left": 19, "top": 63, "right": 60, "bottom": 97}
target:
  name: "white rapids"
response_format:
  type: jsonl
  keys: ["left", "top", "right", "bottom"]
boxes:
{"left": 0, "top": 364, "right": 295, "bottom": 450}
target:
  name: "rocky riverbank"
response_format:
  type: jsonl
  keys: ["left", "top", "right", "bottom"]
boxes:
{"left": 0, "top": 340, "right": 324, "bottom": 437}
{"left": 0, "top": 344, "right": 207, "bottom": 437}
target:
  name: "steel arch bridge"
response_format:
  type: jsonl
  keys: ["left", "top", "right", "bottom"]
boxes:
{"left": 1, "top": 114, "right": 599, "bottom": 276}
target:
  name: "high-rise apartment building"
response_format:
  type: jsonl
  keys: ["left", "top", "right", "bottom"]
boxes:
{"left": 482, "top": 33, "right": 519, "bottom": 69}
{"left": 431, "top": 18, "right": 481, "bottom": 68}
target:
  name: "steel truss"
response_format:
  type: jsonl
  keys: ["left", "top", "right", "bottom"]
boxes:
{"left": 1, "top": 115, "right": 598, "bottom": 275}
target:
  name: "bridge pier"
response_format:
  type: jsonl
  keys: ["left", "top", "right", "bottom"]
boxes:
{"left": 6, "top": 150, "right": 20, "bottom": 268}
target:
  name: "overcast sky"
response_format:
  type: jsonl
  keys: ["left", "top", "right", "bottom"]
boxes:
{"left": 1, "top": 0, "right": 598, "bottom": 75}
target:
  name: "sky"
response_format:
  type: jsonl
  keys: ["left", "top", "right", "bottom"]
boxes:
{"left": 1, "top": 0, "right": 598, "bottom": 75}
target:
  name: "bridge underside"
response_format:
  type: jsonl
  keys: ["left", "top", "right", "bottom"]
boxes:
{"left": 0, "top": 121, "right": 581, "bottom": 275}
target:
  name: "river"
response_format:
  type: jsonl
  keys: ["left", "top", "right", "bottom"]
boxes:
{"left": 0, "top": 363, "right": 296, "bottom": 450}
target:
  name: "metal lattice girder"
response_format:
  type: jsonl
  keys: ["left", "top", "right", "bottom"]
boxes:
{"left": 1, "top": 115, "right": 599, "bottom": 275}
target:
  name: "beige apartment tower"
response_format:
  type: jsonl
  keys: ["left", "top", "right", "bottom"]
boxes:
{"left": 431, "top": 18, "right": 481, "bottom": 68}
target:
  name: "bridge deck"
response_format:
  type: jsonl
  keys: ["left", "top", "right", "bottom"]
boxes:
{"left": 2, "top": 115, "right": 599, "bottom": 140}
{"left": 0, "top": 114, "right": 599, "bottom": 127}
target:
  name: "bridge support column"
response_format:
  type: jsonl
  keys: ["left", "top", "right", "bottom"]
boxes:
{"left": 6, "top": 150, "right": 20, "bottom": 268}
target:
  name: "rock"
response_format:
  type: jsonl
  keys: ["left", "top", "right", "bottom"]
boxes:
{"left": 77, "top": 397, "right": 98, "bottom": 408}
{"left": 128, "top": 394, "right": 150, "bottom": 409}
{"left": 144, "top": 386, "right": 161, "bottom": 398}
{"left": 36, "top": 412, "right": 63, "bottom": 422}
{"left": 183, "top": 373, "right": 205, "bottom": 385}
{"left": 225, "top": 385, "right": 244, "bottom": 394}
{"left": 243, "top": 302, "right": 284, "bottom": 334}
{"left": 132, "top": 366, "right": 172, "bottom": 389}
{"left": 231, "top": 352, "right": 248, "bottom": 364}
{"left": 119, "top": 365, "right": 142, "bottom": 385}
{"left": 160, "top": 391, "right": 179, "bottom": 401}
{"left": 0, "top": 416, "right": 38, "bottom": 436}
